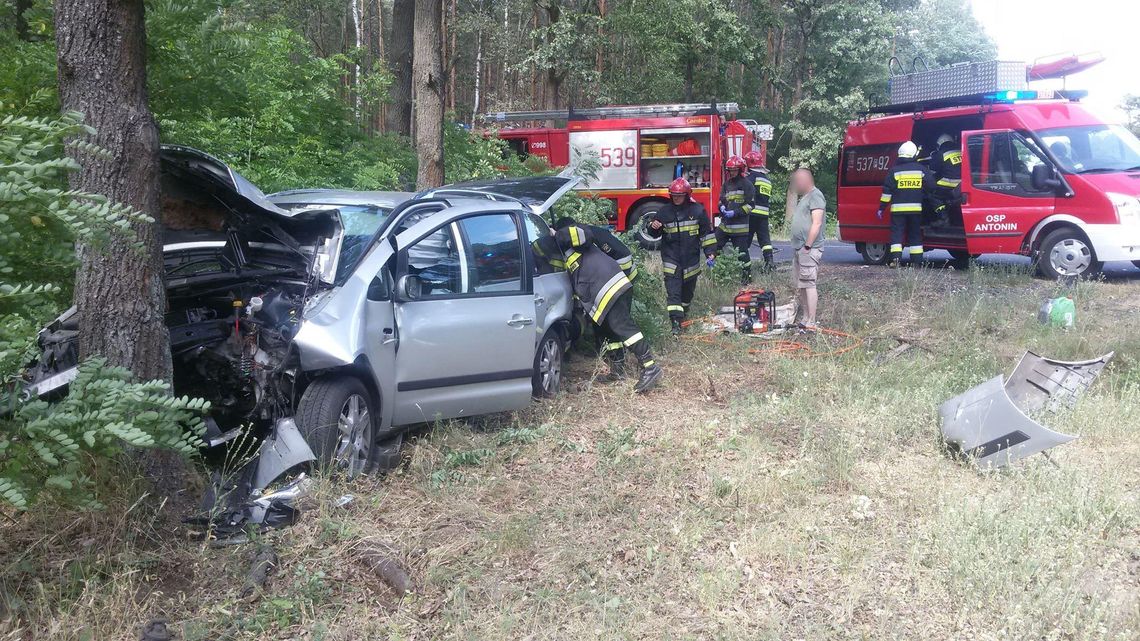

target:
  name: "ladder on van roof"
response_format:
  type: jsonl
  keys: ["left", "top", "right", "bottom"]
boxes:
{"left": 481, "top": 102, "right": 739, "bottom": 123}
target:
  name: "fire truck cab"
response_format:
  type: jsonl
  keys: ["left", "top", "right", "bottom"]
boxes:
{"left": 483, "top": 103, "right": 772, "bottom": 249}
{"left": 839, "top": 60, "right": 1140, "bottom": 279}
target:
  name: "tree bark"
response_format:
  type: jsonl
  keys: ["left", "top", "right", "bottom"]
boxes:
{"left": 54, "top": 0, "right": 186, "bottom": 498}
{"left": 386, "top": 0, "right": 415, "bottom": 137}
{"left": 413, "top": 0, "right": 444, "bottom": 188}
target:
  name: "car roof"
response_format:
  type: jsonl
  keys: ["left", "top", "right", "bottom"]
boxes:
{"left": 267, "top": 189, "right": 414, "bottom": 209}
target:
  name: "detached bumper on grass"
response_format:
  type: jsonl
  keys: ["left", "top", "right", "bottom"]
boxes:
{"left": 939, "top": 351, "right": 1113, "bottom": 468}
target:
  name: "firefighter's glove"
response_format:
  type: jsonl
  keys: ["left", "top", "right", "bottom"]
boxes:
{"left": 706, "top": 256, "right": 716, "bottom": 268}
{"left": 875, "top": 208, "right": 884, "bottom": 220}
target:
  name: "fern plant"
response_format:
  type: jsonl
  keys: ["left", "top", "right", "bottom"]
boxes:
{"left": 0, "top": 109, "right": 206, "bottom": 510}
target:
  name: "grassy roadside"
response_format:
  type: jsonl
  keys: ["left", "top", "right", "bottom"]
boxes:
{"left": 3, "top": 260, "right": 1140, "bottom": 640}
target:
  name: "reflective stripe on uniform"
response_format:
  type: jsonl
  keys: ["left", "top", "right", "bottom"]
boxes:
{"left": 701, "top": 233, "right": 717, "bottom": 247}
{"left": 720, "top": 222, "right": 750, "bottom": 234}
{"left": 750, "top": 205, "right": 770, "bottom": 215}
{"left": 936, "top": 178, "right": 961, "bottom": 188}
{"left": 683, "top": 264, "right": 702, "bottom": 280}
{"left": 623, "top": 332, "right": 644, "bottom": 347}
{"left": 880, "top": 194, "right": 893, "bottom": 203}
{"left": 564, "top": 251, "right": 582, "bottom": 271}
{"left": 890, "top": 244, "right": 903, "bottom": 253}
{"left": 601, "top": 341, "right": 624, "bottom": 353}
{"left": 894, "top": 170, "right": 924, "bottom": 190}
{"left": 662, "top": 261, "right": 678, "bottom": 275}
{"left": 569, "top": 226, "right": 584, "bottom": 247}
{"left": 667, "top": 304, "right": 685, "bottom": 312}
{"left": 892, "top": 203, "right": 923, "bottom": 213}
{"left": 549, "top": 258, "right": 566, "bottom": 269}
{"left": 589, "top": 271, "right": 632, "bottom": 323}
{"left": 615, "top": 255, "right": 633, "bottom": 269}
{"left": 761, "top": 244, "right": 773, "bottom": 251}
{"left": 642, "top": 359, "right": 655, "bottom": 367}
{"left": 909, "top": 246, "right": 924, "bottom": 254}
{"left": 627, "top": 267, "right": 639, "bottom": 280}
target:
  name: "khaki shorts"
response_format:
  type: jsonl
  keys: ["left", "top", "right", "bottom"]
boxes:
{"left": 792, "top": 246, "right": 823, "bottom": 289}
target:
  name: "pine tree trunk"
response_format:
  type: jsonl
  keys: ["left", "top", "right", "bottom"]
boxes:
{"left": 413, "top": 0, "right": 444, "bottom": 188}
{"left": 54, "top": 0, "right": 187, "bottom": 500}
{"left": 386, "top": 0, "right": 415, "bottom": 137}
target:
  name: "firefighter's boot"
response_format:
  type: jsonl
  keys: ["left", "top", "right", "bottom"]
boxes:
{"left": 888, "top": 244, "right": 902, "bottom": 268}
{"left": 671, "top": 319, "right": 683, "bottom": 336}
{"left": 596, "top": 343, "right": 626, "bottom": 383}
{"left": 762, "top": 247, "right": 774, "bottom": 271}
{"left": 908, "top": 248, "right": 925, "bottom": 268}
{"left": 635, "top": 363, "right": 663, "bottom": 394}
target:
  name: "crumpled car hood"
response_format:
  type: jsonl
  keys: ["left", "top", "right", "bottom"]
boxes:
{"left": 160, "top": 145, "right": 341, "bottom": 287}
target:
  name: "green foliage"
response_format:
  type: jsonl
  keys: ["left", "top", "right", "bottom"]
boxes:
{"left": 707, "top": 243, "right": 744, "bottom": 291}
{"left": 0, "top": 110, "right": 152, "bottom": 374}
{"left": 0, "top": 112, "right": 206, "bottom": 510}
{"left": 1, "top": 359, "right": 209, "bottom": 509}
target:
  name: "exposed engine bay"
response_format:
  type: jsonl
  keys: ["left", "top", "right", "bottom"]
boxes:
{"left": 168, "top": 278, "right": 307, "bottom": 443}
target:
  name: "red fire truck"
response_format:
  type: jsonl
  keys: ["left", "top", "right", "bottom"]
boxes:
{"left": 482, "top": 103, "right": 772, "bottom": 247}
{"left": 838, "top": 57, "right": 1140, "bottom": 279}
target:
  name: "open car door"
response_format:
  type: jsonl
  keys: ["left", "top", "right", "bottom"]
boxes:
{"left": 414, "top": 175, "right": 581, "bottom": 216}
{"left": 386, "top": 206, "right": 540, "bottom": 426}
{"left": 960, "top": 129, "right": 1059, "bottom": 256}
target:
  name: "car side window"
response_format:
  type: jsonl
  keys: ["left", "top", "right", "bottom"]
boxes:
{"left": 405, "top": 224, "right": 463, "bottom": 296}
{"left": 968, "top": 132, "right": 1052, "bottom": 197}
{"left": 455, "top": 214, "right": 524, "bottom": 294}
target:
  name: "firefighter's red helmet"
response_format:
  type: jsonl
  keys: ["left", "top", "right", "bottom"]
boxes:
{"left": 743, "top": 150, "right": 765, "bottom": 168}
{"left": 668, "top": 177, "right": 692, "bottom": 196}
{"left": 725, "top": 155, "right": 746, "bottom": 171}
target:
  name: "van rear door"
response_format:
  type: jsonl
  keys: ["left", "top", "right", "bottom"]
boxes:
{"left": 961, "top": 129, "right": 1057, "bottom": 255}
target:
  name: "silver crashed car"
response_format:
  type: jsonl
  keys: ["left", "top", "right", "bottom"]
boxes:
{"left": 26, "top": 147, "right": 578, "bottom": 486}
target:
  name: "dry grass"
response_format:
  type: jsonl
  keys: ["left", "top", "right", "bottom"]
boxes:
{"left": 4, "top": 261, "right": 1140, "bottom": 640}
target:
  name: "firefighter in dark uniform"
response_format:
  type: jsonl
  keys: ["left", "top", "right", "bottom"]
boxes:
{"left": 646, "top": 178, "right": 717, "bottom": 336}
{"left": 876, "top": 141, "right": 930, "bottom": 267}
{"left": 743, "top": 150, "right": 774, "bottom": 270}
{"left": 716, "top": 155, "right": 756, "bottom": 283}
{"left": 928, "top": 133, "right": 963, "bottom": 226}
{"left": 554, "top": 217, "right": 637, "bottom": 280}
{"left": 553, "top": 223, "right": 663, "bottom": 393}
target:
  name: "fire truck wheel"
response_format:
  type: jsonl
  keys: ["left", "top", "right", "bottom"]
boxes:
{"left": 1036, "top": 228, "right": 1102, "bottom": 280}
{"left": 629, "top": 201, "right": 664, "bottom": 251}
{"left": 857, "top": 242, "right": 890, "bottom": 265}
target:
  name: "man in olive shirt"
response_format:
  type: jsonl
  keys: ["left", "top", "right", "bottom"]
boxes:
{"left": 789, "top": 168, "right": 826, "bottom": 329}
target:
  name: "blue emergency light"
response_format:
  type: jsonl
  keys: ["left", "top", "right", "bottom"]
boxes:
{"left": 985, "top": 90, "right": 1038, "bottom": 102}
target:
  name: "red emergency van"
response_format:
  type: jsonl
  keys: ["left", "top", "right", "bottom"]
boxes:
{"left": 838, "top": 61, "right": 1140, "bottom": 279}
{"left": 484, "top": 103, "right": 772, "bottom": 248}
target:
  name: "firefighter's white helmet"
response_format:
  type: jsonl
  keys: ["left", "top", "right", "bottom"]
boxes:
{"left": 897, "top": 141, "right": 919, "bottom": 159}
{"left": 937, "top": 133, "right": 954, "bottom": 147}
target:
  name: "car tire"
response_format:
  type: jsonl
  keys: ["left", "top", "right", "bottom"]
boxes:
{"left": 948, "top": 250, "right": 972, "bottom": 271}
{"left": 296, "top": 376, "right": 376, "bottom": 478}
{"left": 858, "top": 242, "right": 890, "bottom": 265}
{"left": 629, "top": 201, "right": 665, "bottom": 251}
{"left": 532, "top": 330, "right": 564, "bottom": 398}
{"left": 1036, "top": 228, "right": 1102, "bottom": 280}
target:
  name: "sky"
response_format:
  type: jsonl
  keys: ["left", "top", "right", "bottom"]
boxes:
{"left": 968, "top": 0, "right": 1139, "bottom": 123}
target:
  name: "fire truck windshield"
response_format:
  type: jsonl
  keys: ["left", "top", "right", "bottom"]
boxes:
{"left": 1037, "top": 124, "right": 1140, "bottom": 174}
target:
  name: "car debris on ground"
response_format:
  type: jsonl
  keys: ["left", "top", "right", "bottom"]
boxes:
{"left": 939, "top": 351, "right": 1113, "bottom": 468}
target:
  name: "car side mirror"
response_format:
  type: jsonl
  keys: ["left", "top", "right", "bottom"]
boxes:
{"left": 1031, "top": 164, "right": 1063, "bottom": 192}
{"left": 394, "top": 274, "right": 421, "bottom": 302}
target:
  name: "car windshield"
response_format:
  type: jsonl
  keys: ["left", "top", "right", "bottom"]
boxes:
{"left": 1038, "top": 124, "right": 1140, "bottom": 174}
{"left": 287, "top": 204, "right": 392, "bottom": 281}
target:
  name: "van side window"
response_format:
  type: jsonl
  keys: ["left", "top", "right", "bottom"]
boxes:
{"left": 968, "top": 132, "right": 1052, "bottom": 197}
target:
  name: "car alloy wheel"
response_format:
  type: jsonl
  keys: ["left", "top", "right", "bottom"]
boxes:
{"left": 533, "top": 332, "right": 563, "bottom": 398}
{"left": 335, "top": 393, "right": 372, "bottom": 477}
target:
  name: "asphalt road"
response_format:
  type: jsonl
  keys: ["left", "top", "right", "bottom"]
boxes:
{"left": 751, "top": 241, "right": 1140, "bottom": 279}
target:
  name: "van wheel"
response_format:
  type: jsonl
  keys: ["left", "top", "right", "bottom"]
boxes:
{"left": 858, "top": 242, "right": 890, "bottom": 265}
{"left": 1037, "top": 228, "right": 1102, "bottom": 280}
{"left": 296, "top": 376, "right": 376, "bottom": 478}
{"left": 532, "top": 330, "right": 564, "bottom": 398}
{"left": 948, "top": 250, "right": 972, "bottom": 270}
{"left": 629, "top": 201, "right": 664, "bottom": 251}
